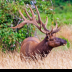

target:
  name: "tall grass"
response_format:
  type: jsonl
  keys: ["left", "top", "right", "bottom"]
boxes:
{"left": 0, "top": 49, "right": 72, "bottom": 69}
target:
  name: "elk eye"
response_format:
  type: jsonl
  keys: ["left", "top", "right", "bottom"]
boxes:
{"left": 50, "top": 39, "right": 53, "bottom": 41}
{"left": 46, "top": 35, "right": 50, "bottom": 39}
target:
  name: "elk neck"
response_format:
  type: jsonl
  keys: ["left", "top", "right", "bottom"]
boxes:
{"left": 34, "top": 36, "right": 53, "bottom": 54}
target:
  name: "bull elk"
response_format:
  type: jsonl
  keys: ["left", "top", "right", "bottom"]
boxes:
{"left": 11, "top": 6, "right": 67, "bottom": 60}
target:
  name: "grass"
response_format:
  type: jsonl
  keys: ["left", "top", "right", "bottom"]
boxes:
{"left": 0, "top": 48, "right": 72, "bottom": 69}
{"left": 54, "top": 12, "right": 72, "bottom": 25}
{"left": 57, "top": 25, "right": 72, "bottom": 42}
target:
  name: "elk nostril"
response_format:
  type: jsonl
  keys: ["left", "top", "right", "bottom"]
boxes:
{"left": 65, "top": 40, "right": 67, "bottom": 44}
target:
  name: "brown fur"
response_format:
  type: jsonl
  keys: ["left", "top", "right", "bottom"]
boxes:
{"left": 20, "top": 36, "right": 67, "bottom": 60}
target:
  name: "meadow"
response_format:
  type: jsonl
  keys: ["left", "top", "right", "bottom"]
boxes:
{"left": 0, "top": 0, "right": 72, "bottom": 69}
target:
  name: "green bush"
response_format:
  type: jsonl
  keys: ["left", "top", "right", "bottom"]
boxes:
{"left": 0, "top": 1, "right": 35, "bottom": 52}
{"left": 0, "top": 24, "right": 34, "bottom": 52}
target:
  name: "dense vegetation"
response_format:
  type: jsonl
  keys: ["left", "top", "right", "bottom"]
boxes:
{"left": 0, "top": 0, "right": 72, "bottom": 52}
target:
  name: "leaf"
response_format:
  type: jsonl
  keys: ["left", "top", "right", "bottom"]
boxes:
{"left": 0, "top": 14, "right": 2, "bottom": 17}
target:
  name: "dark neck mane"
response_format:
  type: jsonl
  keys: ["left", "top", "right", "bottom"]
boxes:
{"left": 35, "top": 36, "right": 53, "bottom": 55}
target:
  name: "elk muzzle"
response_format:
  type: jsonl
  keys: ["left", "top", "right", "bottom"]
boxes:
{"left": 48, "top": 38, "right": 67, "bottom": 48}
{"left": 59, "top": 38, "right": 67, "bottom": 46}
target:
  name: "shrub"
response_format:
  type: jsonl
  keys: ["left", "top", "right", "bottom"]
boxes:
{"left": 0, "top": 1, "right": 35, "bottom": 52}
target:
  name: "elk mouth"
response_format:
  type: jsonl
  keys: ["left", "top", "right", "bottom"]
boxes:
{"left": 62, "top": 40, "right": 67, "bottom": 46}
{"left": 60, "top": 39, "right": 67, "bottom": 46}
{"left": 63, "top": 43, "right": 66, "bottom": 46}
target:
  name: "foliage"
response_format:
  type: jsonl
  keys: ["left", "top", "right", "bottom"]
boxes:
{"left": 0, "top": 1, "right": 35, "bottom": 52}
{"left": 36, "top": 0, "right": 54, "bottom": 21}
{"left": 0, "top": 25, "right": 34, "bottom": 52}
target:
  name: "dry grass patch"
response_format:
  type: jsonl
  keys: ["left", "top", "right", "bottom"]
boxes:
{"left": 0, "top": 49, "right": 72, "bottom": 69}
{"left": 57, "top": 25, "right": 72, "bottom": 42}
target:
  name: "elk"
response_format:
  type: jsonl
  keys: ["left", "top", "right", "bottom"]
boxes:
{"left": 11, "top": 6, "right": 67, "bottom": 60}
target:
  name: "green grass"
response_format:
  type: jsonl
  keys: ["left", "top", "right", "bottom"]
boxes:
{"left": 40, "top": 12, "right": 72, "bottom": 25}
{"left": 54, "top": 12, "right": 72, "bottom": 25}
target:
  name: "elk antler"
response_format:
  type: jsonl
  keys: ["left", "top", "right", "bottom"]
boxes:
{"left": 35, "top": 6, "right": 49, "bottom": 32}
{"left": 11, "top": 6, "right": 61, "bottom": 34}
{"left": 35, "top": 6, "right": 61, "bottom": 34}
{"left": 52, "top": 22, "right": 61, "bottom": 34}
{"left": 11, "top": 6, "right": 49, "bottom": 34}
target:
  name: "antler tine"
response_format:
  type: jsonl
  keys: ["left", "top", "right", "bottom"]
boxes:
{"left": 11, "top": 21, "right": 27, "bottom": 29}
{"left": 52, "top": 22, "right": 61, "bottom": 34}
{"left": 45, "top": 17, "right": 48, "bottom": 27}
{"left": 52, "top": 27, "right": 61, "bottom": 34}
{"left": 29, "top": 7, "right": 35, "bottom": 19}
{"left": 35, "top": 6, "right": 50, "bottom": 32}
{"left": 35, "top": 6, "right": 48, "bottom": 29}
{"left": 40, "top": 21, "right": 42, "bottom": 30}
{"left": 19, "top": 10, "right": 27, "bottom": 20}
{"left": 35, "top": 6, "right": 48, "bottom": 27}
{"left": 11, "top": 10, "right": 28, "bottom": 29}
{"left": 24, "top": 8, "right": 32, "bottom": 20}
{"left": 35, "top": 6, "right": 41, "bottom": 22}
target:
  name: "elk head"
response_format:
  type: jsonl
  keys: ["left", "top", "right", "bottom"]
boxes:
{"left": 45, "top": 33, "right": 67, "bottom": 48}
{"left": 43, "top": 21, "right": 67, "bottom": 48}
